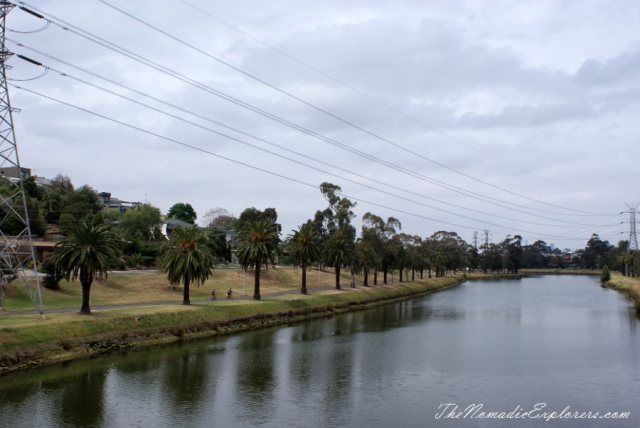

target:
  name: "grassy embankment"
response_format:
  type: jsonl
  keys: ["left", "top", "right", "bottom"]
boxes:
{"left": 0, "top": 267, "right": 481, "bottom": 374}
{"left": 605, "top": 273, "right": 640, "bottom": 313}
{"left": 519, "top": 268, "right": 600, "bottom": 276}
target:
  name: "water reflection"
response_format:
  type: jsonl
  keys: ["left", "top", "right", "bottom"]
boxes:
{"left": 1, "top": 276, "right": 639, "bottom": 428}
{"left": 234, "top": 329, "right": 278, "bottom": 426}
{"left": 160, "top": 351, "right": 210, "bottom": 416}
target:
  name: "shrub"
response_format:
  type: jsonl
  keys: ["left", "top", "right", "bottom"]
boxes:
{"left": 42, "top": 256, "right": 64, "bottom": 290}
{"left": 600, "top": 265, "right": 611, "bottom": 284}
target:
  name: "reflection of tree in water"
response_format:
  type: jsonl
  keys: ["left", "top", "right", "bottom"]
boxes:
{"left": 54, "top": 369, "right": 108, "bottom": 427}
{"left": 360, "top": 298, "right": 441, "bottom": 333}
{"left": 159, "top": 350, "right": 209, "bottom": 417}
{"left": 288, "top": 321, "right": 326, "bottom": 395}
{"left": 318, "top": 316, "right": 356, "bottom": 426}
{"left": 0, "top": 380, "right": 48, "bottom": 425}
{"left": 235, "top": 329, "right": 277, "bottom": 425}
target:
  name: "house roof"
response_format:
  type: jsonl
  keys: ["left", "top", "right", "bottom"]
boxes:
{"left": 163, "top": 219, "right": 193, "bottom": 228}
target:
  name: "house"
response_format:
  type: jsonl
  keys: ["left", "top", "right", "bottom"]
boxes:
{"left": 97, "top": 192, "right": 133, "bottom": 214}
{"left": 0, "top": 166, "right": 31, "bottom": 180}
{"left": 161, "top": 219, "right": 194, "bottom": 239}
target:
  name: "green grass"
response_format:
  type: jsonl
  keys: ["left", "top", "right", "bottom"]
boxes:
{"left": 519, "top": 268, "right": 599, "bottom": 275}
{"left": 607, "top": 273, "right": 640, "bottom": 310}
{"left": 0, "top": 266, "right": 356, "bottom": 312}
{"left": 0, "top": 274, "right": 464, "bottom": 368}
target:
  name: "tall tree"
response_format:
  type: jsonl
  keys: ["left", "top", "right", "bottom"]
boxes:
{"left": 167, "top": 203, "right": 197, "bottom": 224}
{"left": 64, "top": 185, "right": 103, "bottom": 220}
{"left": 203, "top": 207, "right": 236, "bottom": 229}
{"left": 502, "top": 235, "right": 523, "bottom": 274}
{"left": 236, "top": 207, "right": 280, "bottom": 231}
{"left": 235, "top": 219, "right": 281, "bottom": 300}
{"left": 50, "top": 173, "right": 74, "bottom": 195}
{"left": 356, "top": 244, "right": 380, "bottom": 287}
{"left": 118, "top": 203, "right": 163, "bottom": 241}
{"left": 157, "top": 226, "right": 215, "bottom": 305}
{"left": 285, "top": 223, "right": 321, "bottom": 294}
{"left": 361, "top": 213, "right": 401, "bottom": 284}
{"left": 323, "top": 236, "right": 353, "bottom": 290}
{"left": 51, "top": 222, "right": 120, "bottom": 314}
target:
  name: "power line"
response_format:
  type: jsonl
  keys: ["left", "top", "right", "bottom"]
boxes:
{"left": 6, "top": 41, "right": 612, "bottom": 222}
{"left": 96, "top": 0, "right": 611, "bottom": 216}
{"left": 175, "top": 0, "right": 617, "bottom": 204}
{"left": 8, "top": 47, "right": 617, "bottom": 232}
{"left": 16, "top": 1, "right": 613, "bottom": 217}
{"left": 11, "top": 83, "right": 606, "bottom": 243}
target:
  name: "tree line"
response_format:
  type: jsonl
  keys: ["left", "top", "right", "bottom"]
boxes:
{"left": 4, "top": 173, "right": 633, "bottom": 314}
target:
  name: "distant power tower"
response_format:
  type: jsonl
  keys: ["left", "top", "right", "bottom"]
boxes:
{"left": 483, "top": 229, "right": 490, "bottom": 247}
{"left": 0, "top": 2, "right": 44, "bottom": 315}
{"left": 472, "top": 231, "right": 478, "bottom": 249}
{"left": 626, "top": 203, "right": 639, "bottom": 250}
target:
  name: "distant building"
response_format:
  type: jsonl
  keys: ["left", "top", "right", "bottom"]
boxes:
{"left": 161, "top": 219, "right": 194, "bottom": 239}
{"left": 97, "top": 191, "right": 133, "bottom": 214}
{"left": 0, "top": 166, "right": 53, "bottom": 189}
{"left": 0, "top": 166, "right": 31, "bottom": 180}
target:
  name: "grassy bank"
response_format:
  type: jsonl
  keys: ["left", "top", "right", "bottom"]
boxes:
{"left": 0, "top": 266, "right": 355, "bottom": 312}
{"left": 605, "top": 273, "right": 640, "bottom": 313}
{"left": 0, "top": 273, "right": 469, "bottom": 374}
{"left": 519, "top": 268, "right": 600, "bottom": 275}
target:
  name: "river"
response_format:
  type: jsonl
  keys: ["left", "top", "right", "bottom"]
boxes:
{"left": 1, "top": 275, "right": 639, "bottom": 427}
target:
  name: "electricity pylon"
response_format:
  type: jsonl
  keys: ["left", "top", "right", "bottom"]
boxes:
{"left": 0, "top": 1, "right": 44, "bottom": 315}
{"left": 626, "top": 203, "right": 638, "bottom": 250}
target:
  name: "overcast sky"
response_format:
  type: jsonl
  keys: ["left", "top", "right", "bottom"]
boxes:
{"left": 5, "top": 0, "right": 640, "bottom": 249}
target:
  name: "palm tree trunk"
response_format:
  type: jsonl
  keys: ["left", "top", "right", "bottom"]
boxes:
{"left": 80, "top": 281, "right": 92, "bottom": 315}
{"left": 373, "top": 269, "right": 377, "bottom": 285}
{"left": 383, "top": 267, "right": 388, "bottom": 284}
{"left": 335, "top": 265, "right": 341, "bottom": 290}
{"left": 399, "top": 268, "right": 403, "bottom": 283}
{"left": 412, "top": 269, "right": 415, "bottom": 281}
{"left": 301, "top": 261, "right": 307, "bottom": 294}
{"left": 364, "top": 267, "right": 369, "bottom": 286}
{"left": 254, "top": 260, "right": 261, "bottom": 300}
{"left": 183, "top": 275, "right": 190, "bottom": 305}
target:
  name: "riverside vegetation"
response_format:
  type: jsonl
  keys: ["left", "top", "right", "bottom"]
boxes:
{"left": 2, "top": 175, "right": 639, "bottom": 374}
{"left": 3, "top": 268, "right": 639, "bottom": 375}
{"left": 0, "top": 267, "right": 469, "bottom": 374}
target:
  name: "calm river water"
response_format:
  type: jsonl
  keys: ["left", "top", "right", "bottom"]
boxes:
{"left": 1, "top": 275, "right": 639, "bottom": 427}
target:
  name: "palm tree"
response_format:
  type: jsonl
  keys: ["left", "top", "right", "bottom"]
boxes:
{"left": 357, "top": 244, "right": 380, "bottom": 287}
{"left": 235, "top": 219, "right": 281, "bottom": 300}
{"left": 285, "top": 223, "right": 321, "bottom": 294}
{"left": 323, "top": 236, "right": 353, "bottom": 290}
{"left": 157, "top": 226, "right": 215, "bottom": 305}
{"left": 51, "top": 222, "right": 120, "bottom": 315}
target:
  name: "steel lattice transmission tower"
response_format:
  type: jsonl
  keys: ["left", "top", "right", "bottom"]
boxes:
{"left": 626, "top": 203, "right": 639, "bottom": 250}
{"left": 0, "top": 1, "right": 44, "bottom": 315}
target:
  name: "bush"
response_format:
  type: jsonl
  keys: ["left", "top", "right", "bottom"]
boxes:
{"left": 126, "top": 253, "right": 144, "bottom": 269}
{"left": 600, "top": 265, "right": 611, "bottom": 284}
{"left": 41, "top": 256, "right": 64, "bottom": 290}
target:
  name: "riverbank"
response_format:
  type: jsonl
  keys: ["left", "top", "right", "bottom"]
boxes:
{"left": 1, "top": 273, "right": 479, "bottom": 375}
{"left": 519, "top": 268, "right": 600, "bottom": 275}
{"left": 604, "top": 273, "right": 640, "bottom": 313}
